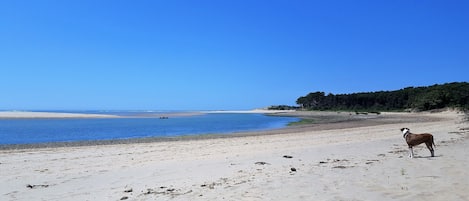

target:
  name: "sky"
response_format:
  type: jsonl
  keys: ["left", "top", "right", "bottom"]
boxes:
{"left": 0, "top": 0, "right": 468, "bottom": 110}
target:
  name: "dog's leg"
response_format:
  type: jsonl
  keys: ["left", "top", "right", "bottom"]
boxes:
{"left": 408, "top": 146, "right": 414, "bottom": 158}
{"left": 426, "top": 142, "right": 435, "bottom": 157}
{"left": 411, "top": 147, "right": 414, "bottom": 158}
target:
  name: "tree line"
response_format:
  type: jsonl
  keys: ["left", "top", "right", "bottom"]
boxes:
{"left": 296, "top": 82, "right": 469, "bottom": 111}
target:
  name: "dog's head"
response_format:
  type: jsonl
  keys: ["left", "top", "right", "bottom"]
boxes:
{"left": 400, "top": 128, "right": 410, "bottom": 135}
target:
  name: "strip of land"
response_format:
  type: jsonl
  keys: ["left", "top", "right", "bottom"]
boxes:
{"left": 0, "top": 111, "right": 119, "bottom": 119}
{"left": 0, "top": 110, "right": 286, "bottom": 119}
{"left": 0, "top": 110, "right": 468, "bottom": 200}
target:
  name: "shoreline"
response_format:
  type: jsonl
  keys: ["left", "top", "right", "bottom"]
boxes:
{"left": 1, "top": 110, "right": 468, "bottom": 200}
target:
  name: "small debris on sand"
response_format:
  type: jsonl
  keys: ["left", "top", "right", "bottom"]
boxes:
{"left": 124, "top": 188, "right": 133, "bottom": 193}
{"left": 333, "top": 166, "right": 347, "bottom": 169}
{"left": 26, "top": 184, "right": 49, "bottom": 189}
{"left": 333, "top": 165, "right": 354, "bottom": 169}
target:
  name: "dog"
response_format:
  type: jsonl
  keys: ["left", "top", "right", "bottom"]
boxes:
{"left": 400, "top": 128, "right": 435, "bottom": 158}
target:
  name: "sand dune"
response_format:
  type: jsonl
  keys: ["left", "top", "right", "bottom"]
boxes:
{"left": 0, "top": 111, "right": 468, "bottom": 200}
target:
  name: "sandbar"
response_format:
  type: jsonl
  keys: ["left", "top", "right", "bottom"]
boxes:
{"left": 0, "top": 111, "right": 119, "bottom": 119}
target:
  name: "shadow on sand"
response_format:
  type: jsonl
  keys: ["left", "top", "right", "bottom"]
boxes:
{"left": 413, "top": 155, "right": 442, "bottom": 159}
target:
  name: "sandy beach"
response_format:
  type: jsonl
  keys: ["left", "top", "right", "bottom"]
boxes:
{"left": 1, "top": 111, "right": 468, "bottom": 201}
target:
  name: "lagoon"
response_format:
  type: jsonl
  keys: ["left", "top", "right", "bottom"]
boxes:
{"left": 0, "top": 113, "right": 298, "bottom": 145}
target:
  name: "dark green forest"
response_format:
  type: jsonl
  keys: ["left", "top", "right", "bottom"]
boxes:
{"left": 296, "top": 82, "right": 469, "bottom": 111}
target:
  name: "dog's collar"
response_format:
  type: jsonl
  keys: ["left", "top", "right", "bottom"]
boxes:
{"left": 402, "top": 128, "right": 410, "bottom": 138}
{"left": 402, "top": 131, "right": 410, "bottom": 138}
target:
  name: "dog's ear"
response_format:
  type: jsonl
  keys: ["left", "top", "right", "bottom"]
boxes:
{"left": 400, "top": 128, "right": 404, "bottom": 131}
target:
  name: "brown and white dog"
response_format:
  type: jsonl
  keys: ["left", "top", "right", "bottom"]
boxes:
{"left": 401, "top": 128, "right": 435, "bottom": 158}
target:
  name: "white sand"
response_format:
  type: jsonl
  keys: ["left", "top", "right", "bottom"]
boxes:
{"left": 0, "top": 111, "right": 468, "bottom": 200}
{"left": 0, "top": 111, "right": 118, "bottom": 118}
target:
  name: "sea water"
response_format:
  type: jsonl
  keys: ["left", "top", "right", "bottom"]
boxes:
{"left": 0, "top": 113, "right": 298, "bottom": 145}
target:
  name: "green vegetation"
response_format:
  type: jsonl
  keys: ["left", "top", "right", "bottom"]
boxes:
{"left": 297, "top": 82, "right": 469, "bottom": 111}
{"left": 288, "top": 118, "right": 315, "bottom": 126}
{"left": 268, "top": 105, "right": 300, "bottom": 110}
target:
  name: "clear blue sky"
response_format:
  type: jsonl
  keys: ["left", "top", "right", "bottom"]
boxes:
{"left": 1, "top": 0, "right": 468, "bottom": 110}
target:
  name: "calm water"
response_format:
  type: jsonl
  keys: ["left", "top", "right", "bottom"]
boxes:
{"left": 0, "top": 113, "right": 298, "bottom": 145}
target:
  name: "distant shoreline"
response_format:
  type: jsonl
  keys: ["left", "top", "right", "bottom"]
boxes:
{"left": 0, "top": 111, "right": 120, "bottom": 119}
{"left": 0, "top": 109, "right": 295, "bottom": 119}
